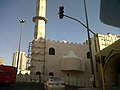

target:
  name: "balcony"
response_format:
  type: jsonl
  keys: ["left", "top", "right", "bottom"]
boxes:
{"left": 61, "top": 51, "right": 85, "bottom": 72}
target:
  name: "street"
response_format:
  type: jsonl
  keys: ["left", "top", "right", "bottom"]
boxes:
{"left": 0, "top": 83, "right": 120, "bottom": 90}
{"left": 0, "top": 83, "right": 78, "bottom": 90}
{"left": 0, "top": 83, "right": 43, "bottom": 90}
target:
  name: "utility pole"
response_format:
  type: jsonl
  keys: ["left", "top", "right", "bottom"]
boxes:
{"left": 83, "top": 0, "right": 96, "bottom": 87}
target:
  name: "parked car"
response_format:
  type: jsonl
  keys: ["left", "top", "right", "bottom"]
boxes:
{"left": 44, "top": 77, "right": 65, "bottom": 90}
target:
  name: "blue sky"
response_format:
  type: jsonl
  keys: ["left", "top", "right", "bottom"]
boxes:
{"left": 0, "top": 0, "right": 120, "bottom": 65}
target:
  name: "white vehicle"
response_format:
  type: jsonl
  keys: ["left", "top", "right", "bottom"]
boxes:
{"left": 44, "top": 77, "right": 65, "bottom": 90}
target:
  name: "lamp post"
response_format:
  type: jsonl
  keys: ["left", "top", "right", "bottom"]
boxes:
{"left": 16, "top": 19, "right": 26, "bottom": 74}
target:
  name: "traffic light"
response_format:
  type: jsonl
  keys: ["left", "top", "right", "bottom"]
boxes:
{"left": 58, "top": 6, "right": 64, "bottom": 19}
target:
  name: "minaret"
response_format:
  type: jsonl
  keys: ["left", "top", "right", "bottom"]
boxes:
{"left": 31, "top": 0, "right": 47, "bottom": 82}
{"left": 33, "top": 0, "right": 47, "bottom": 39}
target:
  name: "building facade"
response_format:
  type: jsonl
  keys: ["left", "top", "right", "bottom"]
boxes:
{"left": 31, "top": 39, "right": 94, "bottom": 87}
{"left": 12, "top": 51, "right": 28, "bottom": 74}
{"left": 96, "top": 33, "right": 120, "bottom": 50}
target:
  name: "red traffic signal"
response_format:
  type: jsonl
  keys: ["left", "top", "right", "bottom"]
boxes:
{"left": 58, "top": 6, "right": 64, "bottom": 19}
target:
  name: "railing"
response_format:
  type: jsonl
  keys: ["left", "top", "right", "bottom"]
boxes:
{"left": 16, "top": 74, "right": 97, "bottom": 88}
{"left": 61, "top": 77, "right": 93, "bottom": 87}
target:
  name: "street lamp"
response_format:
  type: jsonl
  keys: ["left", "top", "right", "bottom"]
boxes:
{"left": 83, "top": 0, "right": 96, "bottom": 87}
{"left": 16, "top": 19, "right": 26, "bottom": 74}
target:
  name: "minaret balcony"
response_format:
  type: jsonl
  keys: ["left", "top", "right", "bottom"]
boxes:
{"left": 33, "top": 16, "right": 48, "bottom": 23}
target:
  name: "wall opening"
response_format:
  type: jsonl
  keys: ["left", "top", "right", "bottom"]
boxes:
{"left": 49, "top": 47, "right": 55, "bottom": 55}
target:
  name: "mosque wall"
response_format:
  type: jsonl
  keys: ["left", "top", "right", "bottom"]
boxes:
{"left": 44, "top": 40, "right": 92, "bottom": 82}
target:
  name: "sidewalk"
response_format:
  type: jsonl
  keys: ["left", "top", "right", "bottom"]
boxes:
{"left": 79, "top": 87, "right": 120, "bottom": 90}
{"left": 79, "top": 88, "right": 100, "bottom": 90}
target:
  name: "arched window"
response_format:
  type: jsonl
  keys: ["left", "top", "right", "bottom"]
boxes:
{"left": 36, "top": 71, "right": 41, "bottom": 75}
{"left": 49, "top": 47, "right": 55, "bottom": 55}
{"left": 49, "top": 72, "right": 54, "bottom": 77}
{"left": 87, "top": 52, "right": 90, "bottom": 59}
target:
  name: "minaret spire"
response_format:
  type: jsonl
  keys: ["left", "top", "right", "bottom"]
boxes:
{"left": 33, "top": 0, "right": 48, "bottom": 39}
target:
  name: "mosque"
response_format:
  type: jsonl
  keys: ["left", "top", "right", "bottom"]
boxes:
{"left": 30, "top": 0, "right": 94, "bottom": 87}
{"left": 13, "top": 0, "right": 120, "bottom": 88}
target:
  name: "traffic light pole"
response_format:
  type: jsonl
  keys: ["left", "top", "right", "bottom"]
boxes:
{"left": 63, "top": 15, "right": 95, "bottom": 35}
{"left": 58, "top": 1, "right": 106, "bottom": 89}
{"left": 83, "top": 1, "right": 105, "bottom": 89}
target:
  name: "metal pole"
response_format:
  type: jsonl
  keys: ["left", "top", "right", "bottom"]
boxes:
{"left": 16, "top": 19, "right": 26, "bottom": 74}
{"left": 16, "top": 23, "right": 22, "bottom": 74}
{"left": 64, "top": 15, "right": 95, "bottom": 35}
{"left": 95, "top": 34, "right": 106, "bottom": 90}
{"left": 83, "top": 0, "right": 96, "bottom": 87}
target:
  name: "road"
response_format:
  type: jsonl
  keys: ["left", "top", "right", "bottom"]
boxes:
{"left": 0, "top": 83, "right": 120, "bottom": 90}
{"left": 78, "top": 87, "right": 120, "bottom": 90}
{"left": 0, "top": 83, "right": 78, "bottom": 90}
{"left": 0, "top": 83, "right": 79, "bottom": 90}
{"left": 0, "top": 83, "right": 43, "bottom": 90}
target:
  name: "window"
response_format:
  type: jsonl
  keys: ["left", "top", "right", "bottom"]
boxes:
{"left": 101, "top": 39, "right": 104, "bottom": 40}
{"left": 87, "top": 52, "right": 90, "bottom": 59}
{"left": 49, "top": 72, "right": 54, "bottom": 76}
{"left": 49, "top": 47, "right": 55, "bottom": 55}
{"left": 36, "top": 71, "right": 41, "bottom": 75}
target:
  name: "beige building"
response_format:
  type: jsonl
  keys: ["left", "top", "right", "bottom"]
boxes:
{"left": 0, "top": 57, "right": 4, "bottom": 65}
{"left": 12, "top": 51, "right": 28, "bottom": 74}
{"left": 95, "top": 33, "right": 120, "bottom": 50}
